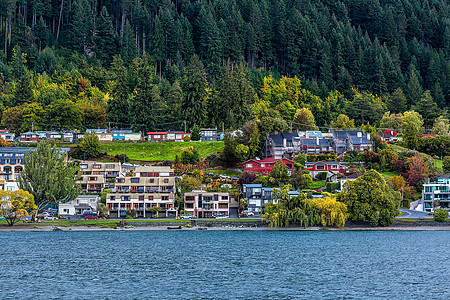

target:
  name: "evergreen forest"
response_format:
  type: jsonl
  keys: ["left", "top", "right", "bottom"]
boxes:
{"left": 0, "top": 0, "right": 449, "bottom": 134}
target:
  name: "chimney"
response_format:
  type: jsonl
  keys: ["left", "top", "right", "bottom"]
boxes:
{"left": 367, "top": 133, "right": 371, "bottom": 141}
{"left": 283, "top": 138, "right": 287, "bottom": 148}
{"left": 316, "top": 137, "right": 319, "bottom": 145}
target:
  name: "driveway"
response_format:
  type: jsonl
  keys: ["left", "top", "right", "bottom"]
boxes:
{"left": 398, "top": 208, "right": 432, "bottom": 219}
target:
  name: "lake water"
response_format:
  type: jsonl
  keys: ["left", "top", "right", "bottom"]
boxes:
{"left": 0, "top": 230, "right": 449, "bottom": 299}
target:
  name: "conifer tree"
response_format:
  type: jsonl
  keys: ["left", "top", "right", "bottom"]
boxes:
{"left": 182, "top": 55, "right": 207, "bottom": 128}
{"left": 107, "top": 56, "right": 130, "bottom": 126}
{"left": 95, "top": 6, "right": 119, "bottom": 66}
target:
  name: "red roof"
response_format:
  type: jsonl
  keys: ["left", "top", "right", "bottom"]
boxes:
{"left": 147, "top": 132, "right": 167, "bottom": 135}
{"left": 384, "top": 130, "right": 398, "bottom": 137}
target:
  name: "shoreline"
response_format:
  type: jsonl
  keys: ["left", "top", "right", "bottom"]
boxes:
{"left": 3, "top": 224, "right": 450, "bottom": 232}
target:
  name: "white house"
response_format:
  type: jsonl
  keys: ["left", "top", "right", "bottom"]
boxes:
{"left": 59, "top": 195, "right": 100, "bottom": 218}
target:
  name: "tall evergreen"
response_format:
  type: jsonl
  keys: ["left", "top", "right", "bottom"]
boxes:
{"left": 107, "top": 56, "right": 130, "bottom": 126}
{"left": 182, "top": 55, "right": 207, "bottom": 128}
{"left": 95, "top": 7, "right": 119, "bottom": 66}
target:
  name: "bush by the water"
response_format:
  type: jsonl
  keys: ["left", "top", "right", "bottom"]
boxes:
{"left": 433, "top": 208, "right": 448, "bottom": 222}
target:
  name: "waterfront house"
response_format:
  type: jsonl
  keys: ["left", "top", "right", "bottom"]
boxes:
{"left": 106, "top": 166, "right": 177, "bottom": 218}
{"left": 184, "top": 191, "right": 235, "bottom": 218}
{"left": 59, "top": 195, "right": 100, "bottom": 219}
{"left": 243, "top": 158, "right": 295, "bottom": 175}
{"left": 242, "top": 184, "right": 263, "bottom": 215}
{"left": 0, "top": 147, "right": 28, "bottom": 189}
{"left": 421, "top": 175, "right": 450, "bottom": 212}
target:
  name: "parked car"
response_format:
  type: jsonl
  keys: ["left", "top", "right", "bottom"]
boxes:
{"left": 231, "top": 176, "right": 239, "bottom": 181}
{"left": 0, "top": 216, "right": 5, "bottom": 220}
{"left": 247, "top": 212, "right": 255, "bottom": 216}
{"left": 216, "top": 213, "right": 228, "bottom": 219}
{"left": 180, "top": 214, "right": 194, "bottom": 219}
{"left": 44, "top": 216, "right": 56, "bottom": 220}
{"left": 219, "top": 174, "right": 231, "bottom": 180}
{"left": 84, "top": 216, "right": 99, "bottom": 220}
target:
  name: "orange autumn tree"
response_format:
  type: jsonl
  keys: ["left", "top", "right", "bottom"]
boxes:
{"left": 0, "top": 190, "right": 37, "bottom": 226}
{"left": 390, "top": 175, "right": 416, "bottom": 204}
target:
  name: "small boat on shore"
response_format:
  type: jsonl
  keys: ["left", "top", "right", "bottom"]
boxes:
{"left": 52, "top": 225, "right": 63, "bottom": 231}
{"left": 197, "top": 227, "right": 207, "bottom": 230}
{"left": 167, "top": 226, "right": 182, "bottom": 230}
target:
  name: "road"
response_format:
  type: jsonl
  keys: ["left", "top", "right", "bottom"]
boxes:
{"left": 398, "top": 208, "right": 432, "bottom": 219}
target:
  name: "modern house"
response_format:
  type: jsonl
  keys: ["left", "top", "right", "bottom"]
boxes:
{"left": 19, "top": 132, "right": 39, "bottom": 143}
{"left": 242, "top": 184, "right": 263, "bottom": 215}
{"left": 265, "top": 132, "right": 301, "bottom": 159}
{"left": 421, "top": 175, "right": 450, "bottom": 212}
{"left": 147, "top": 132, "right": 167, "bottom": 142}
{"left": 200, "top": 128, "right": 218, "bottom": 142}
{"left": 96, "top": 133, "right": 113, "bottom": 142}
{"left": 59, "top": 195, "right": 100, "bottom": 219}
{"left": 106, "top": 166, "right": 177, "bottom": 218}
{"left": 243, "top": 158, "right": 295, "bottom": 175}
{"left": 112, "top": 130, "right": 142, "bottom": 141}
{"left": 332, "top": 130, "right": 372, "bottom": 155}
{"left": 45, "top": 131, "right": 62, "bottom": 140}
{"left": 184, "top": 191, "right": 235, "bottom": 218}
{"left": 299, "top": 138, "right": 333, "bottom": 155}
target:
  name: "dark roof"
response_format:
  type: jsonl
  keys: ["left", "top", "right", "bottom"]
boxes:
{"left": 268, "top": 134, "right": 284, "bottom": 147}
{"left": 349, "top": 136, "right": 369, "bottom": 145}
{"left": 301, "top": 138, "right": 331, "bottom": 147}
{"left": 0, "top": 147, "right": 30, "bottom": 154}
{"left": 281, "top": 132, "right": 299, "bottom": 141}
{"left": 333, "top": 130, "right": 364, "bottom": 139}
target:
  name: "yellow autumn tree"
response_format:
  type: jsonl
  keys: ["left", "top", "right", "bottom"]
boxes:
{"left": 309, "top": 197, "right": 348, "bottom": 228}
{"left": 0, "top": 190, "right": 37, "bottom": 226}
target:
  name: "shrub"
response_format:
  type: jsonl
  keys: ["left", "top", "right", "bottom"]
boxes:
{"left": 325, "top": 182, "right": 340, "bottom": 192}
{"left": 183, "top": 136, "right": 191, "bottom": 142}
{"left": 433, "top": 208, "right": 448, "bottom": 222}
{"left": 316, "top": 172, "right": 328, "bottom": 181}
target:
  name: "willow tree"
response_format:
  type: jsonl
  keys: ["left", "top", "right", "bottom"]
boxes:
{"left": 19, "top": 141, "right": 80, "bottom": 217}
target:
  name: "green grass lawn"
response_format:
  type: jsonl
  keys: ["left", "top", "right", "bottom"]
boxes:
{"left": 379, "top": 170, "right": 399, "bottom": 180}
{"left": 98, "top": 141, "right": 224, "bottom": 162}
{"left": 436, "top": 159, "right": 443, "bottom": 171}
{"left": 308, "top": 181, "right": 325, "bottom": 189}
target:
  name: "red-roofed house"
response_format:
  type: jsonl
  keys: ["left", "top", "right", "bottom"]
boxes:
{"left": 147, "top": 132, "right": 167, "bottom": 142}
{"left": 243, "top": 158, "right": 295, "bottom": 175}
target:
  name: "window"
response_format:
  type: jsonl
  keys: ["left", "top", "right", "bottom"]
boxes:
{"left": 106, "top": 164, "right": 115, "bottom": 169}
{"left": 110, "top": 196, "right": 115, "bottom": 201}
{"left": 88, "top": 177, "right": 97, "bottom": 181}
{"left": 93, "top": 165, "right": 101, "bottom": 169}
{"left": 185, "top": 196, "right": 195, "bottom": 201}
{"left": 164, "top": 178, "right": 169, "bottom": 183}
{"left": 176, "top": 134, "right": 182, "bottom": 139}
{"left": 316, "top": 165, "right": 325, "bottom": 170}
{"left": 117, "top": 178, "right": 125, "bottom": 183}
{"left": 148, "top": 196, "right": 154, "bottom": 201}
{"left": 332, "top": 165, "right": 338, "bottom": 169}
{"left": 149, "top": 179, "right": 154, "bottom": 183}
{"left": 246, "top": 163, "right": 253, "bottom": 168}
{"left": 131, "top": 178, "right": 139, "bottom": 183}
{"left": 154, "top": 135, "right": 161, "bottom": 139}
{"left": 121, "top": 196, "right": 130, "bottom": 201}
{"left": 261, "top": 163, "right": 265, "bottom": 167}
{"left": 80, "top": 164, "right": 88, "bottom": 169}
{"left": 4, "top": 153, "right": 12, "bottom": 156}
{"left": 222, "top": 196, "right": 228, "bottom": 200}
{"left": 139, "top": 195, "right": 144, "bottom": 201}
{"left": 162, "top": 196, "right": 169, "bottom": 201}
{"left": 186, "top": 203, "right": 194, "bottom": 209}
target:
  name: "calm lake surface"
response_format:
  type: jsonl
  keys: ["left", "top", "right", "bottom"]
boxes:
{"left": 1, "top": 230, "right": 449, "bottom": 299}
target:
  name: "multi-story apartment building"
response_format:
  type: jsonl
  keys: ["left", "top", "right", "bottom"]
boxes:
{"left": 242, "top": 183, "right": 300, "bottom": 214}
{"left": 106, "top": 166, "right": 177, "bottom": 218}
{"left": 184, "top": 191, "right": 234, "bottom": 218}
{"left": 78, "top": 162, "right": 121, "bottom": 193}
{"left": 0, "top": 147, "right": 27, "bottom": 190}
{"left": 421, "top": 175, "right": 450, "bottom": 212}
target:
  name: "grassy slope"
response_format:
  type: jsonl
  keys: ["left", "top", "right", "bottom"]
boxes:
{"left": 98, "top": 141, "right": 224, "bottom": 162}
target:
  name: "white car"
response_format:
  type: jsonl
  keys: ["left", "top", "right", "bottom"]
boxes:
{"left": 180, "top": 214, "right": 193, "bottom": 219}
{"left": 44, "top": 216, "right": 56, "bottom": 220}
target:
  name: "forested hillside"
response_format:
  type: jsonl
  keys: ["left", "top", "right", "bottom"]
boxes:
{"left": 0, "top": 0, "right": 448, "bottom": 133}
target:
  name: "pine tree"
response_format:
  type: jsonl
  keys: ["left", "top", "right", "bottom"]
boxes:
{"left": 67, "top": 0, "right": 94, "bottom": 55}
{"left": 182, "top": 55, "right": 207, "bottom": 128}
{"left": 406, "top": 65, "right": 423, "bottom": 106}
{"left": 107, "top": 56, "right": 130, "bottom": 126}
{"left": 95, "top": 6, "right": 119, "bottom": 66}
{"left": 152, "top": 15, "right": 165, "bottom": 79}
{"left": 387, "top": 87, "right": 408, "bottom": 114}
{"left": 120, "top": 20, "right": 138, "bottom": 65}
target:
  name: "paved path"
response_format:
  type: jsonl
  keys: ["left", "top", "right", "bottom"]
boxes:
{"left": 398, "top": 208, "right": 432, "bottom": 219}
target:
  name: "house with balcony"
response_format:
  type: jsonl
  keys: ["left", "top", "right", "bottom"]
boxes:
{"left": 300, "top": 138, "right": 333, "bottom": 155}
{"left": 184, "top": 191, "right": 235, "bottom": 218}
{"left": 421, "top": 175, "right": 450, "bottom": 212}
{"left": 265, "top": 132, "right": 301, "bottom": 159}
{"left": 243, "top": 158, "right": 295, "bottom": 175}
{"left": 78, "top": 162, "right": 122, "bottom": 192}
{"left": 106, "top": 166, "right": 177, "bottom": 218}
{"left": 242, "top": 183, "right": 300, "bottom": 215}
{"left": 59, "top": 195, "right": 100, "bottom": 219}
{"left": 332, "top": 130, "right": 372, "bottom": 155}
{"left": 0, "top": 147, "right": 28, "bottom": 189}
{"left": 19, "top": 132, "right": 39, "bottom": 143}
{"left": 200, "top": 128, "right": 218, "bottom": 142}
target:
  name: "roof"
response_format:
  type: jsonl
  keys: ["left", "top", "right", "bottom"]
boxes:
{"left": 21, "top": 132, "right": 37, "bottom": 135}
{"left": 282, "top": 132, "right": 299, "bottom": 141}
{"left": 301, "top": 138, "right": 331, "bottom": 147}
{"left": 243, "top": 184, "right": 262, "bottom": 187}
{"left": 349, "top": 136, "right": 369, "bottom": 145}
{"left": 268, "top": 134, "right": 284, "bottom": 147}
{"left": 147, "top": 132, "right": 167, "bottom": 135}
{"left": 333, "top": 130, "right": 364, "bottom": 139}
{"left": 305, "top": 161, "right": 340, "bottom": 166}
{"left": 111, "top": 130, "right": 133, "bottom": 134}
{"left": 384, "top": 130, "right": 398, "bottom": 137}
{"left": 86, "top": 129, "right": 108, "bottom": 133}
{"left": 341, "top": 173, "right": 362, "bottom": 180}
{"left": 134, "top": 166, "right": 173, "bottom": 173}
{"left": 0, "top": 147, "right": 30, "bottom": 154}
{"left": 76, "top": 195, "right": 100, "bottom": 198}
{"left": 306, "top": 131, "right": 323, "bottom": 137}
